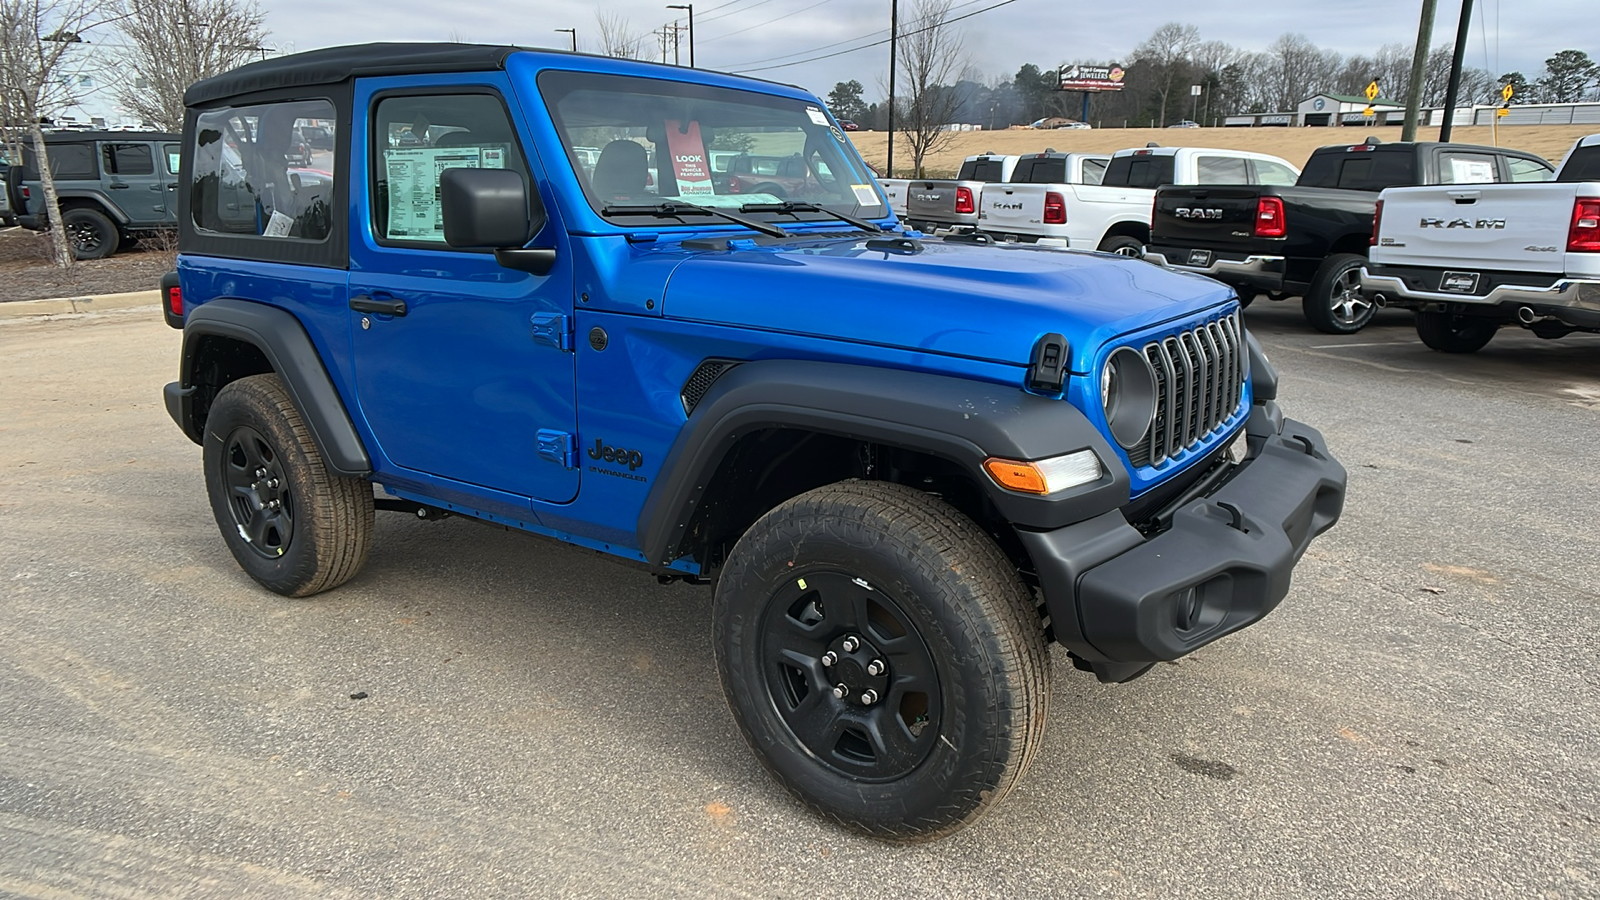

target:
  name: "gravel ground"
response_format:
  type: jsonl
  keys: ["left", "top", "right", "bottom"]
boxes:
{"left": 0, "top": 226, "right": 172, "bottom": 303}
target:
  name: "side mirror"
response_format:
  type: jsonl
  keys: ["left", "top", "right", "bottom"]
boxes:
{"left": 439, "top": 167, "right": 556, "bottom": 275}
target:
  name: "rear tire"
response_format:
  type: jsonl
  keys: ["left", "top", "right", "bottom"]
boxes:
{"left": 1097, "top": 234, "right": 1144, "bottom": 257}
{"left": 714, "top": 480, "right": 1051, "bottom": 841}
{"left": 1415, "top": 310, "right": 1498, "bottom": 353}
{"left": 62, "top": 207, "right": 119, "bottom": 260}
{"left": 1302, "top": 253, "right": 1374, "bottom": 334}
{"left": 204, "top": 374, "right": 374, "bottom": 597}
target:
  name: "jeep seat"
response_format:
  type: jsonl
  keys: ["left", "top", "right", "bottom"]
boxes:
{"left": 592, "top": 140, "right": 647, "bottom": 199}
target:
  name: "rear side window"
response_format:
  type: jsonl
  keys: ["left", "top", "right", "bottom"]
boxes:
{"left": 1507, "top": 156, "right": 1554, "bottom": 182}
{"left": 1103, "top": 154, "right": 1175, "bottom": 189}
{"left": 163, "top": 143, "right": 181, "bottom": 175}
{"left": 1081, "top": 158, "right": 1107, "bottom": 185}
{"left": 370, "top": 92, "right": 529, "bottom": 246}
{"left": 1438, "top": 151, "right": 1499, "bottom": 184}
{"left": 191, "top": 99, "right": 338, "bottom": 240}
{"left": 104, "top": 143, "right": 154, "bottom": 176}
{"left": 1253, "top": 159, "right": 1299, "bottom": 186}
{"left": 1557, "top": 147, "right": 1600, "bottom": 183}
{"left": 1196, "top": 155, "right": 1248, "bottom": 185}
{"left": 23, "top": 143, "right": 97, "bottom": 180}
{"left": 1015, "top": 157, "right": 1066, "bottom": 184}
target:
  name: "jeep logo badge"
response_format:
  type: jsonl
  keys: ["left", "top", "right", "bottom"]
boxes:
{"left": 589, "top": 439, "right": 644, "bottom": 471}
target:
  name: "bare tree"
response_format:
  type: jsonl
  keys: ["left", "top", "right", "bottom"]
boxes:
{"left": 896, "top": 0, "right": 964, "bottom": 178}
{"left": 0, "top": 0, "right": 116, "bottom": 269}
{"left": 594, "top": 11, "right": 647, "bottom": 60}
{"left": 1263, "top": 33, "right": 1338, "bottom": 111}
{"left": 1133, "top": 22, "right": 1199, "bottom": 125}
{"left": 114, "top": 0, "right": 268, "bottom": 132}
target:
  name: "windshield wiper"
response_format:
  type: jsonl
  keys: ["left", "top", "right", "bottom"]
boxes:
{"left": 739, "top": 200, "right": 886, "bottom": 234}
{"left": 600, "top": 200, "right": 789, "bottom": 238}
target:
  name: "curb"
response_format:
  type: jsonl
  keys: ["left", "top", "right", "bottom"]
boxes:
{"left": 0, "top": 289, "right": 160, "bottom": 319}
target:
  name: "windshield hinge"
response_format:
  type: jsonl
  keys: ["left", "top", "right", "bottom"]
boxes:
{"left": 536, "top": 429, "right": 577, "bottom": 468}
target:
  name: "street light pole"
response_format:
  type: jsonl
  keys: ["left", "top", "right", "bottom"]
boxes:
{"left": 1438, "top": 0, "right": 1474, "bottom": 142}
{"left": 886, "top": 0, "right": 898, "bottom": 178}
{"left": 666, "top": 4, "right": 693, "bottom": 67}
{"left": 555, "top": 28, "right": 576, "bottom": 52}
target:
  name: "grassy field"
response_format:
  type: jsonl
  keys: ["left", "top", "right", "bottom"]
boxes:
{"left": 847, "top": 124, "right": 1594, "bottom": 177}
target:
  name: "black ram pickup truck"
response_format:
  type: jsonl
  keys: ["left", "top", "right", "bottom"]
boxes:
{"left": 1144, "top": 139, "right": 1556, "bottom": 333}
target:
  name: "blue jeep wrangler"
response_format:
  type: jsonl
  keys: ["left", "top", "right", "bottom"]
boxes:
{"left": 161, "top": 43, "right": 1346, "bottom": 840}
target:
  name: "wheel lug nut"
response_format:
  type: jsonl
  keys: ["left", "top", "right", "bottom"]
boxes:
{"left": 820, "top": 651, "right": 837, "bottom": 667}
{"left": 831, "top": 684, "right": 849, "bottom": 699}
{"left": 866, "top": 659, "right": 885, "bottom": 676}
{"left": 841, "top": 636, "right": 859, "bottom": 652}
{"left": 255, "top": 468, "right": 266, "bottom": 477}
{"left": 859, "top": 689, "right": 878, "bottom": 705}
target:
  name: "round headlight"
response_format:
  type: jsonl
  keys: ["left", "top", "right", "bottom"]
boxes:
{"left": 1102, "top": 347, "right": 1157, "bottom": 449}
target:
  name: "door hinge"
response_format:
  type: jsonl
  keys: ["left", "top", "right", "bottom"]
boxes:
{"left": 536, "top": 429, "right": 577, "bottom": 468}
{"left": 530, "top": 312, "right": 573, "bottom": 352}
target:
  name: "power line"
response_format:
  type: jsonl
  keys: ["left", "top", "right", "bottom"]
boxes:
{"left": 730, "top": 0, "right": 1021, "bottom": 74}
{"left": 700, "top": 0, "right": 841, "bottom": 45}
{"left": 696, "top": 0, "right": 783, "bottom": 25}
{"left": 718, "top": 0, "right": 992, "bottom": 70}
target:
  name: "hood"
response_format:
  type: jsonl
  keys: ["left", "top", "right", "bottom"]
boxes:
{"left": 662, "top": 235, "right": 1237, "bottom": 373}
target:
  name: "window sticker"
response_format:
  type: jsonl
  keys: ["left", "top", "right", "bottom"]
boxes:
{"left": 263, "top": 210, "right": 294, "bottom": 237}
{"left": 850, "top": 183, "right": 878, "bottom": 206}
{"left": 1449, "top": 157, "right": 1496, "bottom": 184}
{"left": 384, "top": 146, "right": 506, "bottom": 242}
{"left": 805, "top": 106, "right": 829, "bottom": 126}
{"left": 663, "top": 120, "right": 715, "bottom": 198}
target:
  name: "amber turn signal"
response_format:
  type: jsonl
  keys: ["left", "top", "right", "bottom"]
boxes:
{"left": 984, "top": 450, "right": 1103, "bottom": 496}
{"left": 984, "top": 458, "right": 1049, "bottom": 494}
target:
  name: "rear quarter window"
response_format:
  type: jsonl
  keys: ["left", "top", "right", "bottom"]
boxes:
{"left": 1103, "top": 154, "right": 1175, "bottom": 189}
{"left": 959, "top": 158, "right": 1007, "bottom": 182}
{"left": 23, "top": 143, "right": 97, "bottom": 180}
{"left": 191, "top": 99, "right": 338, "bottom": 240}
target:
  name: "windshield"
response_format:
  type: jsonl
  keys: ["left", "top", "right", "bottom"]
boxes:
{"left": 538, "top": 70, "right": 887, "bottom": 225}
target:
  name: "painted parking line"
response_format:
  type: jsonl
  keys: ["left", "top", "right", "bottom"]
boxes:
{"left": 1307, "top": 340, "right": 1418, "bottom": 350}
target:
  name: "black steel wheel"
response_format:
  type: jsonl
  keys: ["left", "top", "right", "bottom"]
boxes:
{"left": 61, "top": 207, "right": 119, "bottom": 260}
{"left": 715, "top": 480, "right": 1050, "bottom": 841}
{"left": 1302, "top": 253, "right": 1375, "bottom": 334}
{"left": 203, "top": 374, "right": 373, "bottom": 597}
{"left": 1416, "top": 310, "right": 1499, "bottom": 353}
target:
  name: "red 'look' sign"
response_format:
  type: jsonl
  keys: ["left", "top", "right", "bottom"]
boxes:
{"left": 664, "top": 120, "right": 714, "bottom": 198}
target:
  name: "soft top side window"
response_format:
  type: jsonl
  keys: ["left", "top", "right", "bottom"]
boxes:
{"left": 191, "top": 98, "right": 338, "bottom": 240}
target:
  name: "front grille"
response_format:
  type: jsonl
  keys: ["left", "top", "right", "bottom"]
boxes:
{"left": 1127, "top": 311, "right": 1245, "bottom": 468}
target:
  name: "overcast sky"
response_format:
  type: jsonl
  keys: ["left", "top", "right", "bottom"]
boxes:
{"left": 260, "top": 0, "right": 1592, "bottom": 99}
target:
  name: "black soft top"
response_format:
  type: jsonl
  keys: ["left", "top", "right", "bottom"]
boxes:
{"left": 184, "top": 42, "right": 525, "bottom": 107}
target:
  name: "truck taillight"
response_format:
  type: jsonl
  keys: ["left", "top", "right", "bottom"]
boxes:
{"left": 166, "top": 284, "right": 183, "bottom": 317}
{"left": 1254, "top": 196, "right": 1286, "bottom": 238}
{"left": 1569, "top": 198, "right": 1600, "bottom": 253}
{"left": 955, "top": 186, "right": 974, "bottom": 215}
{"left": 1044, "top": 191, "right": 1065, "bottom": 224}
{"left": 1370, "top": 198, "right": 1383, "bottom": 246}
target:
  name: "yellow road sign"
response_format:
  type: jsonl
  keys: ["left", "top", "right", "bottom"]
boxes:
{"left": 1501, "top": 83, "right": 1514, "bottom": 101}
{"left": 1363, "top": 106, "right": 1375, "bottom": 117}
{"left": 1497, "top": 107, "right": 1509, "bottom": 117}
{"left": 1365, "top": 81, "right": 1379, "bottom": 101}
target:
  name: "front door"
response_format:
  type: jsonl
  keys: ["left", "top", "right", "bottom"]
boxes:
{"left": 348, "top": 76, "right": 579, "bottom": 504}
{"left": 101, "top": 142, "right": 167, "bottom": 225}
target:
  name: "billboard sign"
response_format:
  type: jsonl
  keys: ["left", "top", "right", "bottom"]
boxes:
{"left": 1058, "top": 64, "right": 1126, "bottom": 92}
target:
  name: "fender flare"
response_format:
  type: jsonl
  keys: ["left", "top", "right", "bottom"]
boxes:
{"left": 53, "top": 190, "right": 130, "bottom": 225}
{"left": 636, "top": 359, "right": 1130, "bottom": 569}
{"left": 170, "top": 298, "right": 371, "bottom": 477}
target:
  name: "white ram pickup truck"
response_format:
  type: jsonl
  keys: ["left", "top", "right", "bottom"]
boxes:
{"left": 980, "top": 145, "right": 1301, "bottom": 256}
{"left": 1360, "top": 134, "right": 1596, "bottom": 352}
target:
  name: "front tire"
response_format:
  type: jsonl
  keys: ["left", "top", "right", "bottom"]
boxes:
{"left": 204, "top": 374, "right": 374, "bottom": 597}
{"left": 1302, "top": 253, "right": 1375, "bottom": 334}
{"left": 714, "top": 480, "right": 1050, "bottom": 841}
{"left": 1415, "top": 310, "right": 1498, "bottom": 353}
{"left": 62, "top": 207, "right": 119, "bottom": 260}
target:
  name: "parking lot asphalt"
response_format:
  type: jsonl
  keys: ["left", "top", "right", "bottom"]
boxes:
{"left": 1, "top": 303, "right": 1597, "bottom": 899}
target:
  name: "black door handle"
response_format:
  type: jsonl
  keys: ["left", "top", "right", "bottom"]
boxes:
{"left": 349, "top": 295, "right": 407, "bottom": 316}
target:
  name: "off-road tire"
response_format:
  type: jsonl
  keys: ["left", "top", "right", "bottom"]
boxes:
{"left": 203, "top": 374, "right": 373, "bottom": 597}
{"left": 62, "top": 206, "right": 119, "bottom": 260}
{"left": 1097, "top": 234, "right": 1145, "bottom": 257}
{"left": 714, "top": 479, "right": 1051, "bottom": 842}
{"left": 1302, "top": 253, "right": 1375, "bottom": 334}
{"left": 1415, "top": 310, "right": 1498, "bottom": 353}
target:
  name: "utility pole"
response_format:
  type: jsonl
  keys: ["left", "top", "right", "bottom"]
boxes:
{"left": 555, "top": 28, "right": 576, "bottom": 51}
{"left": 1401, "top": 0, "right": 1438, "bottom": 141}
{"left": 667, "top": 5, "right": 694, "bottom": 67}
{"left": 1439, "top": 0, "right": 1474, "bottom": 141}
{"left": 671, "top": 22, "right": 681, "bottom": 65}
{"left": 886, "top": 0, "right": 898, "bottom": 178}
